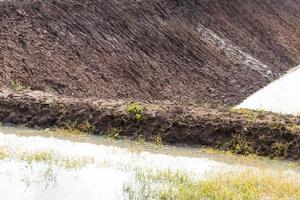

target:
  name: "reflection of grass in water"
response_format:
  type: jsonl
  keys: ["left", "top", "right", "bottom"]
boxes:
{"left": 2, "top": 140, "right": 300, "bottom": 198}
{"left": 21, "top": 151, "right": 54, "bottom": 164}
{"left": 124, "top": 168, "right": 300, "bottom": 200}
{"left": 0, "top": 147, "right": 94, "bottom": 169}
{"left": 19, "top": 151, "right": 94, "bottom": 169}
{"left": 0, "top": 147, "right": 7, "bottom": 159}
{"left": 22, "top": 164, "right": 59, "bottom": 189}
{"left": 16, "top": 151, "right": 94, "bottom": 189}
{"left": 45, "top": 128, "right": 86, "bottom": 138}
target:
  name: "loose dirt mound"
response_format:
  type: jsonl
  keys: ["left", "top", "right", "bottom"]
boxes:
{"left": 1, "top": 0, "right": 300, "bottom": 104}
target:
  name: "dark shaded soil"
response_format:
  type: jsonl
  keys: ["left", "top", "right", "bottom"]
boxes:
{"left": 1, "top": 89, "right": 300, "bottom": 160}
{"left": 1, "top": 0, "right": 300, "bottom": 105}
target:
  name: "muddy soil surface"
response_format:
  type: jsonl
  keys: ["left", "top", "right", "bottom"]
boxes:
{"left": 0, "top": 0, "right": 300, "bottom": 105}
{"left": 1, "top": 89, "right": 300, "bottom": 160}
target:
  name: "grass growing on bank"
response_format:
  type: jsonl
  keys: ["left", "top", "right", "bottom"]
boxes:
{"left": 124, "top": 168, "right": 300, "bottom": 200}
{"left": 9, "top": 80, "right": 25, "bottom": 91}
{"left": 127, "top": 103, "right": 145, "bottom": 121}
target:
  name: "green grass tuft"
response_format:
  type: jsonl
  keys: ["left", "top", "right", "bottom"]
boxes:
{"left": 9, "top": 80, "right": 24, "bottom": 91}
{"left": 127, "top": 103, "right": 145, "bottom": 121}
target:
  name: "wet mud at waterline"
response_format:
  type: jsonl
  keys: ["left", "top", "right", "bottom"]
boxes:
{"left": 1, "top": 89, "right": 300, "bottom": 160}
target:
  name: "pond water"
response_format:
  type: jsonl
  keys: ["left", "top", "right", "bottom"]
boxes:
{"left": 0, "top": 126, "right": 299, "bottom": 200}
{"left": 237, "top": 65, "right": 300, "bottom": 115}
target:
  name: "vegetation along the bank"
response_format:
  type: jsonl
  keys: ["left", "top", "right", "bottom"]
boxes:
{"left": 1, "top": 90, "right": 300, "bottom": 160}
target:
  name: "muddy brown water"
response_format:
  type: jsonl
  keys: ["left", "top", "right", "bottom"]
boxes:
{"left": 0, "top": 125, "right": 300, "bottom": 200}
{"left": 1, "top": 125, "right": 299, "bottom": 171}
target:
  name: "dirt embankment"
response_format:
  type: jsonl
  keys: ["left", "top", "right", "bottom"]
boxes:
{"left": 1, "top": 0, "right": 300, "bottom": 105}
{"left": 1, "top": 89, "right": 300, "bottom": 160}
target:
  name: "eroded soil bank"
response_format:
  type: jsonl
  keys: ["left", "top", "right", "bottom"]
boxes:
{"left": 1, "top": 0, "right": 300, "bottom": 105}
{"left": 1, "top": 89, "right": 300, "bottom": 160}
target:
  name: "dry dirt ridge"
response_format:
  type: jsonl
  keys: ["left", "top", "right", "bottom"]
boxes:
{"left": 1, "top": 0, "right": 300, "bottom": 105}
{"left": 1, "top": 89, "right": 300, "bottom": 160}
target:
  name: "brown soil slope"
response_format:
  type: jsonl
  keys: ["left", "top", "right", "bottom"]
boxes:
{"left": 0, "top": 0, "right": 300, "bottom": 104}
